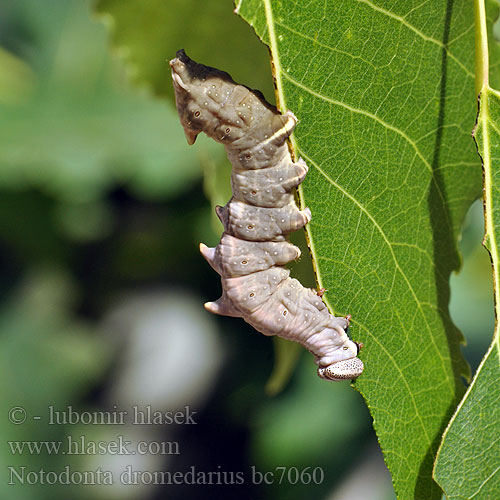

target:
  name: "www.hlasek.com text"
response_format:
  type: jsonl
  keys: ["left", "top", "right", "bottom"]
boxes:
{"left": 8, "top": 435, "right": 179, "bottom": 456}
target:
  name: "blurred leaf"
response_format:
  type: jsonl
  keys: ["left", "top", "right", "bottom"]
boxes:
{"left": 0, "top": 190, "right": 70, "bottom": 269}
{"left": 236, "top": 1, "right": 495, "bottom": 498}
{"left": 200, "top": 152, "right": 233, "bottom": 234}
{"left": 53, "top": 199, "right": 114, "bottom": 242}
{"left": 0, "top": 268, "right": 109, "bottom": 500}
{"left": 265, "top": 228, "right": 318, "bottom": 395}
{"left": 0, "top": 0, "right": 213, "bottom": 202}
{"left": 254, "top": 359, "right": 368, "bottom": 499}
{"left": 93, "top": 0, "right": 274, "bottom": 102}
{"left": 434, "top": 4, "right": 500, "bottom": 496}
{"left": 0, "top": 46, "right": 34, "bottom": 104}
{"left": 265, "top": 338, "right": 301, "bottom": 396}
{"left": 449, "top": 202, "right": 494, "bottom": 368}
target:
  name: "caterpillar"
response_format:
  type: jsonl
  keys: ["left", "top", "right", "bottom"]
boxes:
{"left": 170, "top": 49, "right": 363, "bottom": 381}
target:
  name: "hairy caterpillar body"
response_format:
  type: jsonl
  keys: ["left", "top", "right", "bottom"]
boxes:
{"left": 170, "top": 50, "right": 363, "bottom": 381}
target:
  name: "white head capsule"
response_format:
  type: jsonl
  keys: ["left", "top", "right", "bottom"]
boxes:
{"left": 317, "top": 357, "right": 364, "bottom": 381}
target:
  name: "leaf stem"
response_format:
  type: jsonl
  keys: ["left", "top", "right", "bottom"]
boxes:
{"left": 263, "top": 0, "right": 286, "bottom": 112}
{"left": 261, "top": 0, "right": 326, "bottom": 294}
{"left": 474, "top": 0, "right": 489, "bottom": 95}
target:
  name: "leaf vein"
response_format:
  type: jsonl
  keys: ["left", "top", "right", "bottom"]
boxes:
{"left": 469, "top": 464, "right": 500, "bottom": 499}
{"left": 275, "top": 20, "right": 379, "bottom": 70}
{"left": 281, "top": 69, "right": 433, "bottom": 174}
{"left": 299, "top": 149, "right": 453, "bottom": 399}
{"left": 356, "top": 0, "right": 473, "bottom": 78}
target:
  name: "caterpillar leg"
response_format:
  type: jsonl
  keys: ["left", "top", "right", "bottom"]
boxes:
{"left": 199, "top": 243, "right": 219, "bottom": 273}
{"left": 204, "top": 293, "right": 242, "bottom": 318}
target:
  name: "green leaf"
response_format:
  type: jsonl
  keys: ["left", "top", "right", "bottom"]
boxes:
{"left": 93, "top": 0, "right": 274, "bottom": 102}
{"left": 236, "top": 1, "right": 484, "bottom": 498}
{"left": 0, "top": 0, "right": 208, "bottom": 202}
{"left": 433, "top": 2, "right": 500, "bottom": 498}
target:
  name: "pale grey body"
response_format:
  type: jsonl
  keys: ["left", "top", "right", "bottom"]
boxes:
{"left": 170, "top": 50, "right": 363, "bottom": 381}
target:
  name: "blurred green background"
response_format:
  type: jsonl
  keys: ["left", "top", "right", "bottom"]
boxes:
{"left": 0, "top": 1, "right": 493, "bottom": 499}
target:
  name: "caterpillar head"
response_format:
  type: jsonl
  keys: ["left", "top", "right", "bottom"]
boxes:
{"left": 169, "top": 50, "right": 250, "bottom": 145}
{"left": 317, "top": 357, "right": 364, "bottom": 381}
